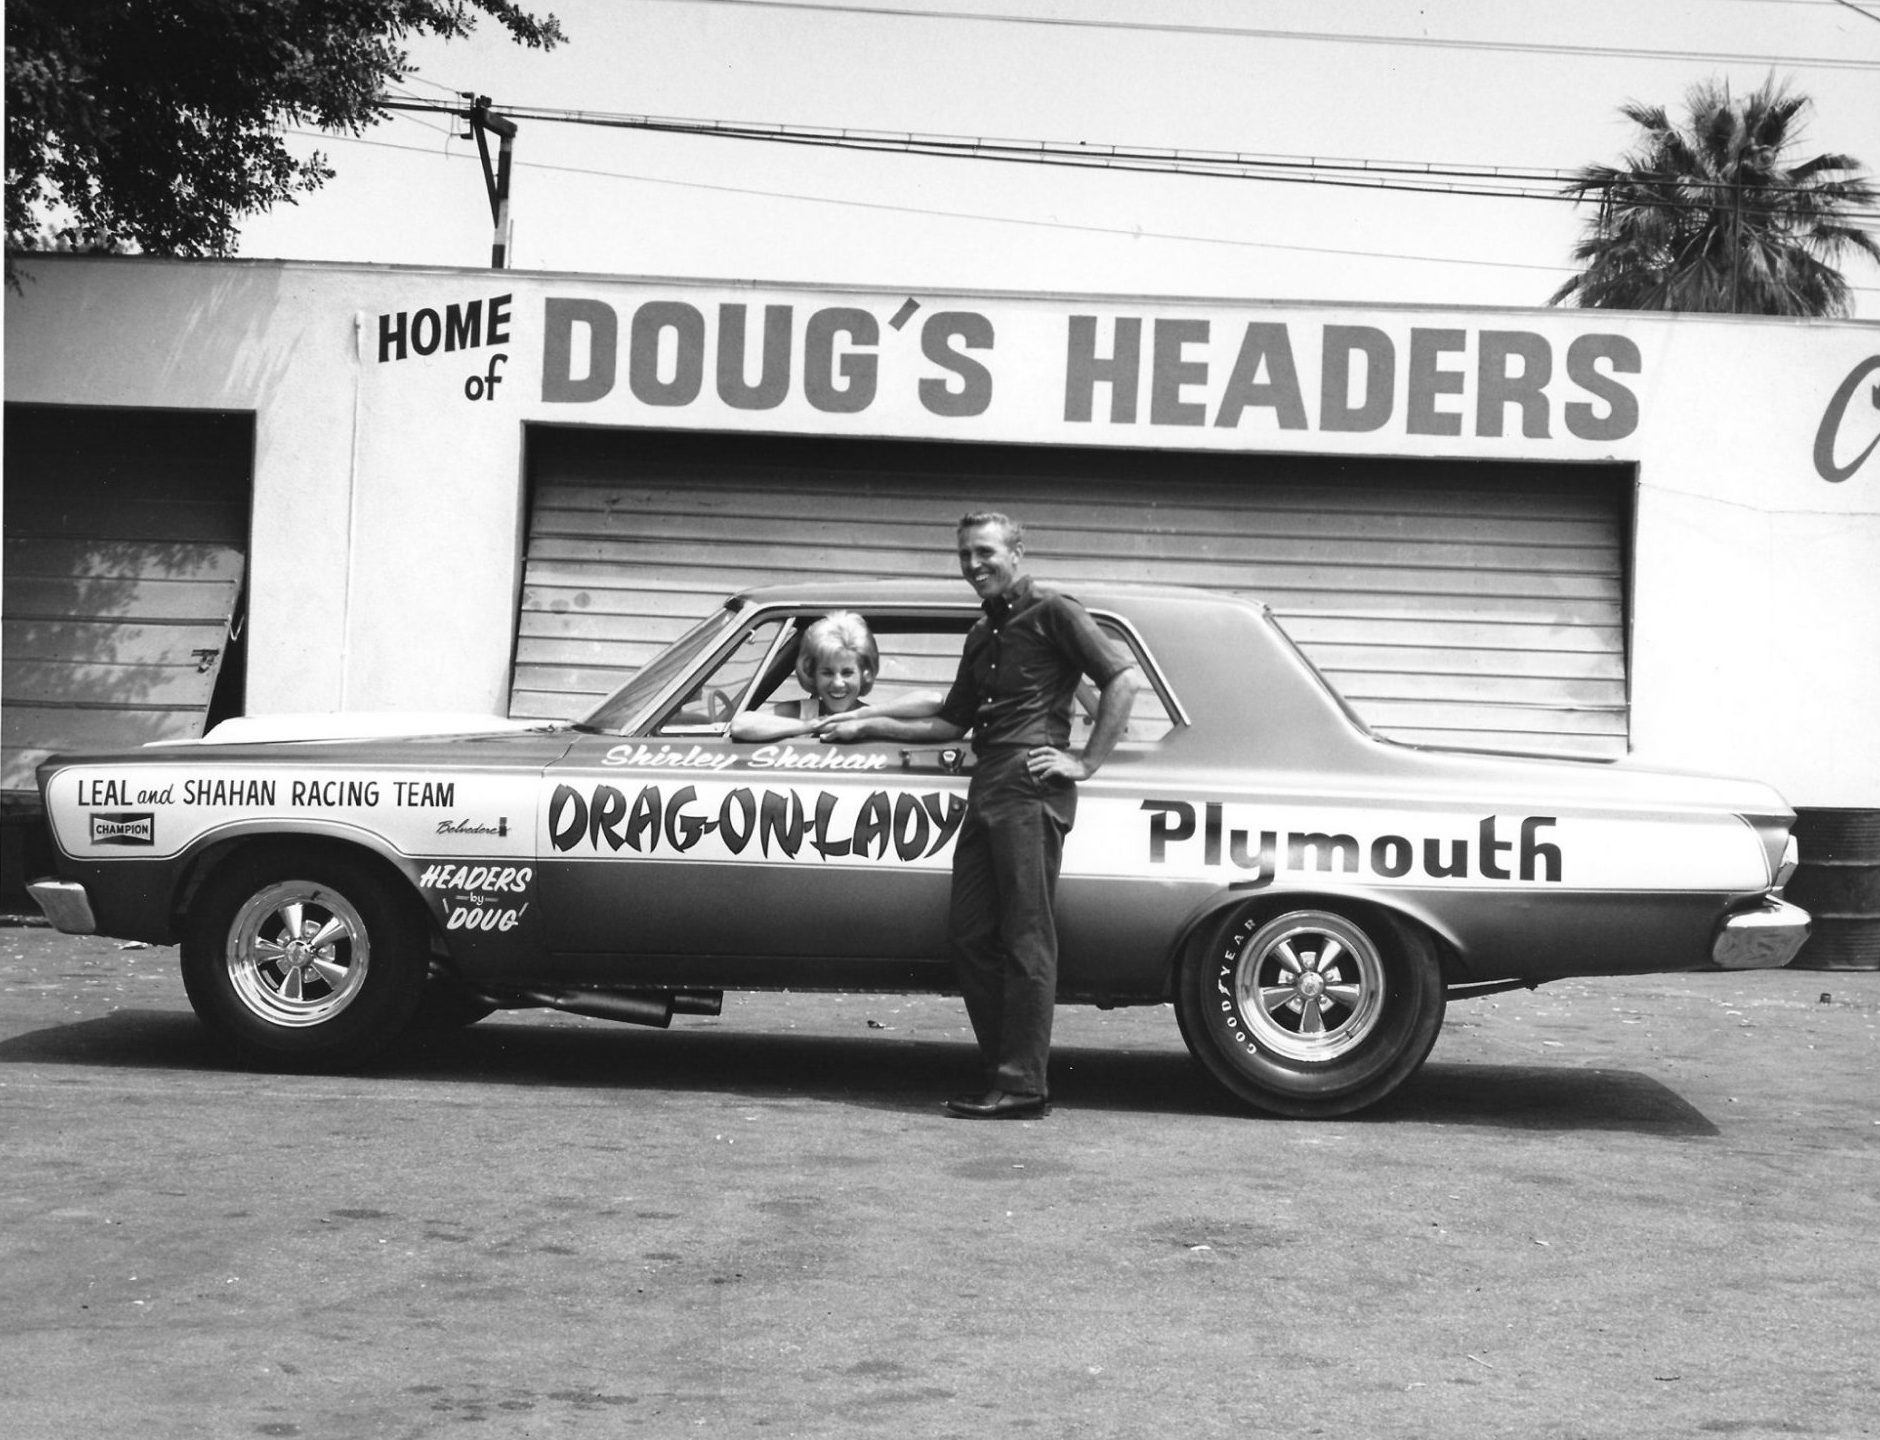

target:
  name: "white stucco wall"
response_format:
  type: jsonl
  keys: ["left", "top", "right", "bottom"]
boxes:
{"left": 7, "top": 255, "right": 1877, "bottom": 805}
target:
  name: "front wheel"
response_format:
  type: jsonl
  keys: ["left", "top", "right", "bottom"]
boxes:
{"left": 181, "top": 849, "right": 429, "bottom": 1068}
{"left": 1175, "top": 905, "right": 1445, "bottom": 1118}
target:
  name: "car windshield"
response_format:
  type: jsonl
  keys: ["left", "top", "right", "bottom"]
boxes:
{"left": 572, "top": 602, "right": 746, "bottom": 734}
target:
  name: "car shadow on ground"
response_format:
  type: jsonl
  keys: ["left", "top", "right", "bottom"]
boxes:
{"left": 0, "top": 1010, "right": 1718, "bottom": 1136}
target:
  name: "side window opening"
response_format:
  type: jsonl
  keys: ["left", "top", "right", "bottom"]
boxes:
{"left": 727, "top": 611, "right": 974, "bottom": 736}
{"left": 1068, "top": 619, "right": 1177, "bottom": 746}
{"left": 866, "top": 623, "right": 969, "bottom": 713}
{"left": 652, "top": 609, "right": 1179, "bottom": 745}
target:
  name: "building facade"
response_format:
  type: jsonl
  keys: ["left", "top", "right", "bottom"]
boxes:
{"left": 6, "top": 255, "right": 1877, "bottom": 835}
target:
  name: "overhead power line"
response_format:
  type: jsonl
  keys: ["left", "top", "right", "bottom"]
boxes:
{"left": 278, "top": 117, "right": 1880, "bottom": 293}
{"left": 661, "top": 0, "right": 1880, "bottom": 71}
{"left": 375, "top": 99, "right": 1880, "bottom": 221}
{"left": 296, "top": 122, "right": 1583, "bottom": 277}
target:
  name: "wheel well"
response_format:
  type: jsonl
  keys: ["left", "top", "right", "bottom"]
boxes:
{"left": 175, "top": 836, "right": 436, "bottom": 951}
{"left": 1168, "top": 891, "right": 1466, "bottom": 995}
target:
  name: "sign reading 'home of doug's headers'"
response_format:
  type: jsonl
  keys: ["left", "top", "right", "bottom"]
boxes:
{"left": 374, "top": 290, "right": 1644, "bottom": 444}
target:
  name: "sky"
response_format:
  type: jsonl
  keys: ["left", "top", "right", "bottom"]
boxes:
{"left": 234, "top": 0, "right": 1880, "bottom": 318}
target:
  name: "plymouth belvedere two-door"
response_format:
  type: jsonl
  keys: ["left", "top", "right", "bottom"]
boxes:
{"left": 29, "top": 582, "right": 1809, "bottom": 1117}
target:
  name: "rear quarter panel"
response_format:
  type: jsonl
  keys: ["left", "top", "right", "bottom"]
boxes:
{"left": 37, "top": 735, "right": 571, "bottom": 960}
{"left": 1057, "top": 766, "right": 1773, "bottom": 985}
{"left": 1064, "top": 591, "right": 1784, "bottom": 987}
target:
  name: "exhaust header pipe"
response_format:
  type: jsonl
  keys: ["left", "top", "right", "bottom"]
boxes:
{"left": 519, "top": 989, "right": 723, "bottom": 1028}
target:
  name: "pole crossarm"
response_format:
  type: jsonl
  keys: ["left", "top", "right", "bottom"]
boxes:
{"left": 382, "top": 96, "right": 518, "bottom": 267}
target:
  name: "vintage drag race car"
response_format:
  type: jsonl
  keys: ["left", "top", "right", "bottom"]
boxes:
{"left": 29, "top": 581, "right": 1810, "bottom": 1117}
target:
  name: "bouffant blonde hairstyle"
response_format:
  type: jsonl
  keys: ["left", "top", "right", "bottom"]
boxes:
{"left": 796, "top": 611, "right": 878, "bottom": 695}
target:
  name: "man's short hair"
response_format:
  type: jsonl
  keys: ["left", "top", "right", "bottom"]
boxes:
{"left": 957, "top": 511, "right": 1024, "bottom": 547}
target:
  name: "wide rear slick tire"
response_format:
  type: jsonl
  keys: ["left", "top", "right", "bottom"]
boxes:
{"left": 1176, "top": 904, "right": 1446, "bottom": 1119}
{"left": 180, "top": 847, "right": 430, "bottom": 1069}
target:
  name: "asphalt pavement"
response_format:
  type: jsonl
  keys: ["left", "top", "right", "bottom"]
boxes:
{"left": 1, "top": 921, "right": 1875, "bottom": 1439}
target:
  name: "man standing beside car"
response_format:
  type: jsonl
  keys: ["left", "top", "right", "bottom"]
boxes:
{"left": 818, "top": 513, "right": 1140, "bottom": 1119}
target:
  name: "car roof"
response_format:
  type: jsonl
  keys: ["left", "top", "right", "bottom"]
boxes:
{"left": 729, "top": 578, "right": 1270, "bottom": 613}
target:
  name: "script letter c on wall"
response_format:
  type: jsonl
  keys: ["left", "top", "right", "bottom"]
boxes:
{"left": 1814, "top": 356, "right": 1880, "bottom": 483}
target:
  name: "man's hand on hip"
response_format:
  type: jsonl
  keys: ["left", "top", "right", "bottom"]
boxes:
{"left": 1027, "top": 746, "right": 1091, "bottom": 783}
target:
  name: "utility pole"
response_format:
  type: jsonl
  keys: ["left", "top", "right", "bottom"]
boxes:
{"left": 378, "top": 95, "right": 519, "bottom": 267}
{"left": 464, "top": 94, "right": 517, "bottom": 269}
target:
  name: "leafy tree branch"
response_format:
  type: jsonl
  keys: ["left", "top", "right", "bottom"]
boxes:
{"left": 6, "top": 0, "right": 564, "bottom": 260}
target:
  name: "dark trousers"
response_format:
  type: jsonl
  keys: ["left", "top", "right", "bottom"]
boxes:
{"left": 948, "top": 749, "right": 1077, "bottom": 1097}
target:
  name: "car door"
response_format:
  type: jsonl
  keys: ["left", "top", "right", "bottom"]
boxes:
{"left": 537, "top": 608, "right": 974, "bottom": 982}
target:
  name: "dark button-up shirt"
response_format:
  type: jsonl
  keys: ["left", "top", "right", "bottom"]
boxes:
{"left": 938, "top": 576, "right": 1131, "bottom": 750}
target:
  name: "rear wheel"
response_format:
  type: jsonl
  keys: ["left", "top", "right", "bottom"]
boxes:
{"left": 1176, "top": 905, "right": 1445, "bottom": 1118}
{"left": 181, "top": 849, "right": 428, "bottom": 1068}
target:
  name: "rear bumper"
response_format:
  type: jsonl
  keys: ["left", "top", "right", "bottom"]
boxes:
{"left": 1711, "top": 898, "right": 1811, "bottom": 970}
{"left": 27, "top": 879, "right": 97, "bottom": 935}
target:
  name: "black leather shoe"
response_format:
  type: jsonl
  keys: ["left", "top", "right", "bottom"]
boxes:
{"left": 944, "top": 1089, "right": 1050, "bottom": 1120}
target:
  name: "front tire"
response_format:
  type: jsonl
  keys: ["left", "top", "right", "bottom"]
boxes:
{"left": 181, "top": 849, "right": 429, "bottom": 1068}
{"left": 1176, "top": 905, "right": 1445, "bottom": 1118}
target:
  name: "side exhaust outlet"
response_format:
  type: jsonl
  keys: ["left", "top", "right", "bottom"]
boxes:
{"left": 519, "top": 989, "right": 723, "bottom": 1027}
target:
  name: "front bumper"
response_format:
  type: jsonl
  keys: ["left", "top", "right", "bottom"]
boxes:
{"left": 27, "top": 879, "right": 97, "bottom": 936}
{"left": 1711, "top": 898, "right": 1810, "bottom": 970}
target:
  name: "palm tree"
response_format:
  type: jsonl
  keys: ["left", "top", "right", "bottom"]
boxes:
{"left": 1550, "top": 78, "right": 1879, "bottom": 316}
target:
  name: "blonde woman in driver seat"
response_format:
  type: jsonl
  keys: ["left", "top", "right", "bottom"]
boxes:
{"left": 731, "top": 611, "right": 939, "bottom": 742}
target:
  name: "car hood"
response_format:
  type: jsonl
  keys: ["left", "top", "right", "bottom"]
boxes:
{"left": 38, "top": 714, "right": 584, "bottom": 782}
{"left": 154, "top": 713, "right": 568, "bottom": 746}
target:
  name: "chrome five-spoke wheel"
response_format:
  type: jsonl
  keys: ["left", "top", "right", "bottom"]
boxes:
{"left": 1233, "top": 911, "right": 1386, "bottom": 1063}
{"left": 226, "top": 881, "right": 372, "bottom": 1027}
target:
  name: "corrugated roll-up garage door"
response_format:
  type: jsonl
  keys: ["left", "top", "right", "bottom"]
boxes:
{"left": 2, "top": 405, "right": 252, "bottom": 795}
{"left": 514, "top": 428, "right": 1629, "bottom": 758}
